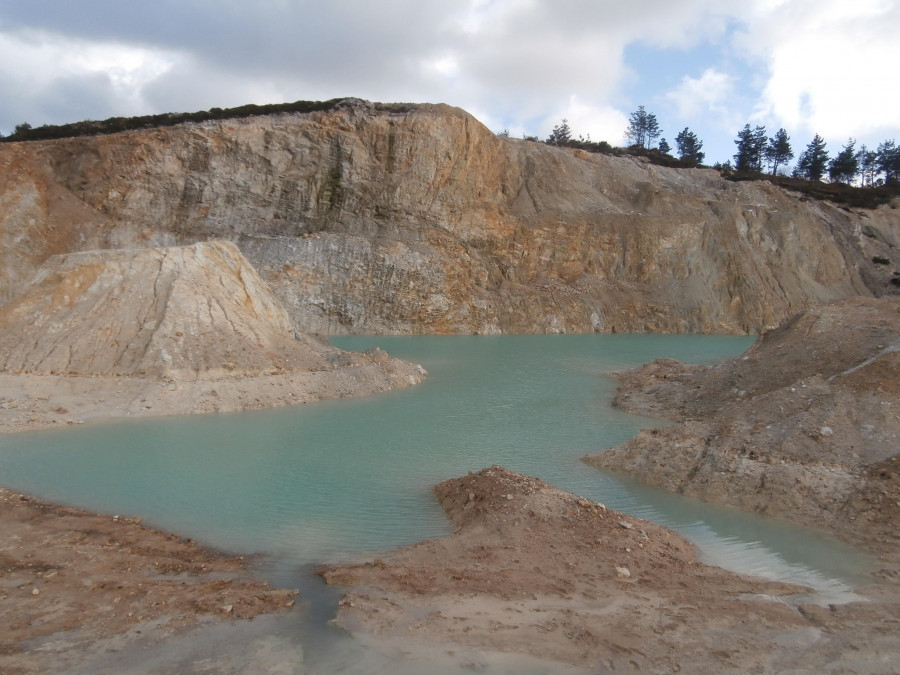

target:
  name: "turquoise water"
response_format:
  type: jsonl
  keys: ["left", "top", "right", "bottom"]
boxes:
{"left": 0, "top": 335, "right": 872, "bottom": 608}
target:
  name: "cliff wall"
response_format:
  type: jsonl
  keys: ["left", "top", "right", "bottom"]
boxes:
{"left": 2, "top": 100, "right": 898, "bottom": 334}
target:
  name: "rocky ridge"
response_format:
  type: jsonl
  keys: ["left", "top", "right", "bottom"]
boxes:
{"left": 585, "top": 296, "right": 900, "bottom": 560}
{"left": 2, "top": 100, "right": 898, "bottom": 335}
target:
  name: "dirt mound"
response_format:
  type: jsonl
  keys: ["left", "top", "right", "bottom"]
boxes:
{"left": 318, "top": 466, "right": 877, "bottom": 671}
{"left": 586, "top": 296, "right": 900, "bottom": 559}
{"left": 0, "top": 240, "right": 330, "bottom": 379}
{"left": 0, "top": 241, "right": 426, "bottom": 433}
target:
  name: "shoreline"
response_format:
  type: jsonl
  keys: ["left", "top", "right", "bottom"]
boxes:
{"left": 319, "top": 466, "right": 900, "bottom": 672}
{"left": 0, "top": 486, "right": 300, "bottom": 673}
{"left": 2, "top": 316, "right": 898, "bottom": 671}
{"left": 2, "top": 443, "right": 897, "bottom": 672}
{"left": 0, "top": 355, "right": 426, "bottom": 435}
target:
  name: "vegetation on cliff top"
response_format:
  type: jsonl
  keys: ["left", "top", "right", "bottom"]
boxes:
{"left": 4, "top": 97, "right": 898, "bottom": 210}
{"left": 540, "top": 109, "right": 900, "bottom": 210}
{"left": 0, "top": 99, "right": 417, "bottom": 144}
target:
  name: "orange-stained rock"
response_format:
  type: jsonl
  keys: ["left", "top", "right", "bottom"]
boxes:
{"left": 2, "top": 100, "right": 898, "bottom": 334}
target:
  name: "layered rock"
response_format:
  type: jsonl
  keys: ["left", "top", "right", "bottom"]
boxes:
{"left": 585, "top": 297, "right": 900, "bottom": 556}
{"left": 1, "top": 100, "right": 898, "bottom": 334}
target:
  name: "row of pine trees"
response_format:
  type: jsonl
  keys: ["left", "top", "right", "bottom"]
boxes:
{"left": 539, "top": 106, "right": 899, "bottom": 187}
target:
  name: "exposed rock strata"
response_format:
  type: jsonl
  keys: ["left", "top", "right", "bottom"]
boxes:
{"left": 585, "top": 297, "right": 900, "bottom": 559}
{"left": 0, "top": 241, "right": 425, "bottom": 432}
{"left": 320, "top": 466, "right": 899, "bottom": 672}
{"left": 2, "top": 100, "right": 898, "bottom": 334}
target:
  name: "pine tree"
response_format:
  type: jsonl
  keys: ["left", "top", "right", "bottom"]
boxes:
{"left": 657, "top": 138, "right": 671, "bottom": 156}
{"left": 675, "top": 127, "right": 704, "bottom": 166}
{"left": 625, "top": 106, "right": 661, "bottom": 149}
{"left": 546, "top": 119, "right": 572, "bottom": 146}
{"left": 734, "top": 124, "right": 766, "bottom": 173}
{"left": 794, "top": 134, "right": 829, "bottom": 182}
{"left": 877, "top": 140, "right": 899, "bottom": 183}
{"left": 828, "top": 139, "right": 858, "bottom": 184}
{"left": 645, "top": 114, "right": 661, "bottom": 149}
{"left": 751, "top": 126, "right": 767, "bottom": 173}
{"left": 766, "top": 128, "right": 793, "bottom": 176}
{"left": 856, "top": 145, "right": 878, "bottom": 186}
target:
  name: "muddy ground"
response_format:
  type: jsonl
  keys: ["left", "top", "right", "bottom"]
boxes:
{"left": 0, "top": 487, "right": 301, "bottom": 673}
{"left": 320, "top": 466, "right": 900, "bottom": 673}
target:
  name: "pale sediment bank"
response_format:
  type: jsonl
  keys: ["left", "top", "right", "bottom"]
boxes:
{"left": 0, "top": 358, "right": 426, "bottom": 435}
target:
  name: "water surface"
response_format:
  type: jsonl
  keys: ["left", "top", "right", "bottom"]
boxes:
{"left": 0, "top": 335, "right": 873, "bottom": 670}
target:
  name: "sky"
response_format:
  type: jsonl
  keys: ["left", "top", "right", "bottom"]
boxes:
{"left": 1, "top": 0, "right": 898, "bottom": 167}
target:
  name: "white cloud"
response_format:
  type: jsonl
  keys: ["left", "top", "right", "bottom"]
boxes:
{"left": 665, "top": 68, "right": 736, "bottom": 119}
{"left": 0, "top": 0, "right": 896, "bottom": 155}
{"left": 0, "top": 29, "right": 178, "bottom": 128}
{"left": 537, "top": 96, "right": 630, "bottom": 145}
{"left": 739, "top": 0, "right": 900, "bottom": 140}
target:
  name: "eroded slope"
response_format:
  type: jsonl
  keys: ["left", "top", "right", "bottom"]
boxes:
{"left": 0, "top": 241, "right": 425, "bottom": 432}
{"left": 586, "top": 297, "right": 900, "bottom": 558}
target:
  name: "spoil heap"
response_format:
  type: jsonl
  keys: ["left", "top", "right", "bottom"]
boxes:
{"left": 586, "top": 297, "right": 900, "bottom": 559}
{"left": 0, "top": 240, "right": 425, "bottom": 432}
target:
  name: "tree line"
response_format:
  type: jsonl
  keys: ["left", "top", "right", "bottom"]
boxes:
{"left": 730, "top": 125, "right": 899, "bottom": 186}
{"left": 537, "top": 106, "right": 900, "bottom": 188}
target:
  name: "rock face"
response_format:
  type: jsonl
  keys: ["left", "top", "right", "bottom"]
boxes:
{"left": 1, "top": 100, "right": 898, "bottom": 334}
{"left": 585, "top": 296, "right": 900, "bottom": 557}
{"left": 0, "top": 240, "right": 426, "bottom": 432}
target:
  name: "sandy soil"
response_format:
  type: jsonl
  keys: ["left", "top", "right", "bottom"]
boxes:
{"left": 319, "top": 466, "right": 900, "bottom": 673}
{"left": 0, "top": 487, "right": 300, "bottom": 674}
{"left": 0, "top": 349, "right": 425, "bottom": 435}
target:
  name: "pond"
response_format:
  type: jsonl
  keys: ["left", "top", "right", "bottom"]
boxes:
{"left": 0, "top": 334, "right": 872, "bottom": 672}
